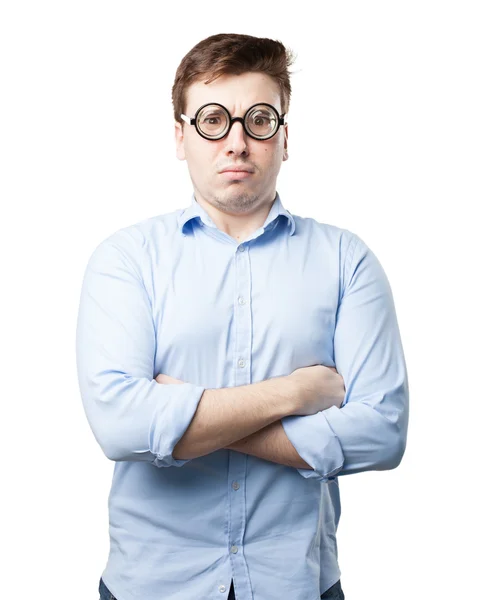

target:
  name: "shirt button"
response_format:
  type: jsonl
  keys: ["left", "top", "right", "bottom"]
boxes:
{"left": 238, "top": 296, "right": 246, "bottom": 305}
{"left": 238, "top": 245, "right": 245, "bottom": 252}
{"left": 232, "top": 481, "right": 240, "bottom": 490}
{"left": 231, "top": 545, "right": 238, "bottom": 554}
{"left": 238, "top": 359, "right": 245, "bottom": 368}
{"left": 219, "top": 585, "right": 226, "bottom": 592}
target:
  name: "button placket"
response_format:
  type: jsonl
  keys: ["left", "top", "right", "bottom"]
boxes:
{"left": 226, "top": 241, "right": 252, "bottom": 595}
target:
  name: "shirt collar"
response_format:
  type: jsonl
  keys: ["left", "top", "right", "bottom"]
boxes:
{"left": 177, "top": 192, "right": 296, "bottom": 236}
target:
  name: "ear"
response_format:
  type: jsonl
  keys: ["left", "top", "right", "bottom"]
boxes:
{"left": 175, "top": 121, "right": 186, "bottom": 161}
{"left": 282, "top": 123, "right": 289, "bottom": 162}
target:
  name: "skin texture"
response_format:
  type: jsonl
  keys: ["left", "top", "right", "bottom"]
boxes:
{"left": 174, "top": 71, "right": 289, "bottom": 243}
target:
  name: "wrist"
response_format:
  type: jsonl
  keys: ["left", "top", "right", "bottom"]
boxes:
{"left": 279, "top": 375, "right": 301, "bottom": 416}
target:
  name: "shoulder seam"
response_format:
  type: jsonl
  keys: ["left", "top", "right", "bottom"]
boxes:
{"left": 344, "top": 233, "right": 360, "bottom": 286}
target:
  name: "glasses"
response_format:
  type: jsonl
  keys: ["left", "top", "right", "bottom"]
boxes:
{"left": 180, "top": 102, "right": 287, "bottom": 141}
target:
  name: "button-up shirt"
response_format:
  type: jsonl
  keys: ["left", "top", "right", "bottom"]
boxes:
{"left": 76, "top": 192, "right": 409, "bottom": 600}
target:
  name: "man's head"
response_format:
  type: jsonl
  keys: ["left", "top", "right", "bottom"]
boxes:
{"left": 172, "top": 33, "right": 295, "bottom": 218}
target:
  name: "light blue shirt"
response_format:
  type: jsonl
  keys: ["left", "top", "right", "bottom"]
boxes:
{"left": 76, "top": 192, "right": 409, "bottom": 600}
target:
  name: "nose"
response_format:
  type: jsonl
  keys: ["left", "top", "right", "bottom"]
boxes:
{"left": 224, "top": 120, "right": 249, "bottom": 156}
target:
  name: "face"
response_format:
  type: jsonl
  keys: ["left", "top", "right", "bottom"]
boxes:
{"left": 175, "top": 72, "right": 288, "bottom": 216}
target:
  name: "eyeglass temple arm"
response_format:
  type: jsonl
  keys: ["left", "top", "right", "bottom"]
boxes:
{"left": 180, "top": 114, "right": 193, "bottom": 125}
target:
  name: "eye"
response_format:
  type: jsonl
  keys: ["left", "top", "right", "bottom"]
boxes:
{"left": 199, "top": 111, "right": 226, "bottom": 127}
{"left": 253, "top": 115, "right": 271, "bottom": 126}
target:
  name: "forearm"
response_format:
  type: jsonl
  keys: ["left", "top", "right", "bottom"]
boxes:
{"left": 173, "top": 376, "right": 297, "bottom": 460}
{"left": 226, "top": 420, "right": 313, "bottom": 470}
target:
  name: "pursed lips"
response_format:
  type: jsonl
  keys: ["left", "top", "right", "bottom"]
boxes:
{"left": 219, "top": 166, "right": 254, "bottom": 174}
{"left": 220, "top": 169, "right": 254, "bottom": 179}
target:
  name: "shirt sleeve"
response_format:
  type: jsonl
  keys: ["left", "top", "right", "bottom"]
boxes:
{"left": 75, "top": 228, "right": 206, "bottom": 468}
{"left": 281, "top": 233, "right": 409, "bottom": 481}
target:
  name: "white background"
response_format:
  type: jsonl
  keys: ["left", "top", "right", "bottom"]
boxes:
{"left": 1, "top": 1, "right": 477, "bottom": 598}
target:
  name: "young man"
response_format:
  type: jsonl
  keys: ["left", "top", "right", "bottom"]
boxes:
{"left": 77, "top": 33, "right": 409, "bottom": 600}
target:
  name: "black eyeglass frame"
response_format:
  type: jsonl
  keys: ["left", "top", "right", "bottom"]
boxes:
{"left": 180, "top": 102, "right": 288, "bottom": 141}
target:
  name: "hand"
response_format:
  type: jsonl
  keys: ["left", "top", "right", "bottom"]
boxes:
{"left": 155, "top": 373, "right": 184, "bottom": 385}
{"left": 287, "top": 365, "right": 345, "bottom": 416}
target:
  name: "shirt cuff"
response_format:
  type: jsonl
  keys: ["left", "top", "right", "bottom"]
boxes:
{"left": 282, "top": 408, "right": 344, "bottom": 480}
{"left": 149, "top": 382, "right": 206, "bottom": 467}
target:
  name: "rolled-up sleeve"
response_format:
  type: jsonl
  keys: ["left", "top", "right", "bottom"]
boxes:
{"left": 75, "top": 229, "right": 205, "bottom": 467}
{"left": 282, "top": 233, "right": 409, "bottom": 481}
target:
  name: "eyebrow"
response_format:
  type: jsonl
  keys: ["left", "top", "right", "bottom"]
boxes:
{"left": 199, "top": 104, "right": 274, "bottom": 114}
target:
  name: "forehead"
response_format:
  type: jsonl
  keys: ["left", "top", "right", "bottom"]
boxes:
{"left": 185, "top": 72, "right": 281, "bottom": 114}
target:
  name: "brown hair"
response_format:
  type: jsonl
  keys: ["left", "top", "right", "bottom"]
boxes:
{"left": 172, "top": 33, "right": 296, "bottom": 126}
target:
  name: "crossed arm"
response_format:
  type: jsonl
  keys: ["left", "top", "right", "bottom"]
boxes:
{"left": 77, "top": 232, "right": 408, "bottom": 477}
{"left": 155, "top": 372, "right": 314, "bottom": 470}
{"left": 226, "top": 421, "right": 311, "bottom": 469}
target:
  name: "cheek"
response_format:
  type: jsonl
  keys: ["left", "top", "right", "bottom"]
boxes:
{"left": 186, "top": 142, "right": 216, "bottom": 174}
{"left": 262, "top": 142, "right": 283, "bottom": 164}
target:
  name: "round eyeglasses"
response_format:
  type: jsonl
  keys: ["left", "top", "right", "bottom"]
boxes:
{"left": 180, "top": 102, "right": 287, "bottom": 141}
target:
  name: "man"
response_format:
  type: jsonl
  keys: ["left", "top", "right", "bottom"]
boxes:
{"left": 76, "top": 33, "right": 409, "bottom": 600}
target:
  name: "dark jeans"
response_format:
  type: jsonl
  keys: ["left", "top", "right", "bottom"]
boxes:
{"left": 99, "top": 576, "right": 345, "bottom": 599}
{"left": 320, "top": 579, "right": 345, "bottom": 600}
{"left": 227, "top": 578, "right": 344, "bottom": 599}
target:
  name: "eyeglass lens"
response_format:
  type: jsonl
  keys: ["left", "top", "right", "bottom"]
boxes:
{"left": 196, "top": 104, "right": 278, "bottom": 139}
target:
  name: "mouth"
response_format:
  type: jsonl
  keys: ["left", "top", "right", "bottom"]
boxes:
{"left": 220, "top": 170, "right": 253, "bottom": 180}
